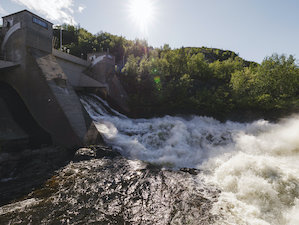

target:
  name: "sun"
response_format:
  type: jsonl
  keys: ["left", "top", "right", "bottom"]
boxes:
{"left": 128, "top": 0, "right": 155, "bottom": 34}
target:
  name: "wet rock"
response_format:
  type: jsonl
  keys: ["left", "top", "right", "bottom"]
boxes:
{"left": 0, "top": 152, "right": 219, "bottom": 225}
{"left": 180, "top": 167, "right": 200, "bottom": 175}
{"left": 92, "top": 145, "right": 121, "bottom": 159}
{"left": 73, "top": 145, "right": 121, "bottom": 162}
{"left": 0, "top": 146, "right": 72, "bottom": 206}
{"left": 73, "top": 148, "right": 96, "bottom": 162}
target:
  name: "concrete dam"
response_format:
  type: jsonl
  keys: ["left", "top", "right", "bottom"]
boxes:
{"left": 0, "top": 10, "right": 128, "bottom": 150}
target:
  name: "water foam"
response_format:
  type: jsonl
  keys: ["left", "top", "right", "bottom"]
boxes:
{"left": 81, "top": 95, "right": 299, "bottom": 225}
{"left": 204, "top": 116, "right": 299, "bottom": 225}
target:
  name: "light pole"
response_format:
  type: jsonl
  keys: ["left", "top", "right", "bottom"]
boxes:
{"left": 60, "top": 26, "right": 62, "bottom": 51}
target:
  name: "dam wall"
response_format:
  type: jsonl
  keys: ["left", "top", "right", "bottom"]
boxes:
{"left": 86, "top": 53, "right": 129, "bottom": 113}
{"left": 0, "top": 50, "right": 84, "bottom": 147}
{"left": 0, "top": 10, "right": 92, "bottom": 149}
{"left": 53, "top": 49, "right": 107, "bottom": 90}
{"left": 0, "top": 9, "right": 129, "bottom": 150}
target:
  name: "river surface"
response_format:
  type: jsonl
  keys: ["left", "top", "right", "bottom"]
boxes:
{"left": 1, "top": 94, "right": 298, "bottom": 225}
{"left": 80, "top": 94, "right": 299, "bottom": 225}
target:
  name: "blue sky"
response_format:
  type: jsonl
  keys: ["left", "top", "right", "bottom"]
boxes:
{"left": 1, "top": 0, "right": 299, "bottom": 63}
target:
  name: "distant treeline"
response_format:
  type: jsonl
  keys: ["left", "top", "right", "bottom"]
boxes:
{"left": 53, "top": 24, "right": 150, "bottom": 63}
{"left": 54, "top": 25, "right": 299, "bottom": 120}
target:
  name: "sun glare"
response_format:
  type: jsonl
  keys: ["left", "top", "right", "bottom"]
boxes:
{"left": 128, "top": 0, "right": 155, "bottom": 34}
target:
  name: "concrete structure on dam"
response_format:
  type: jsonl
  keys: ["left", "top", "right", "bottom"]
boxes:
{"left": 0, "top": 10, "right": 128, "bottom": 150}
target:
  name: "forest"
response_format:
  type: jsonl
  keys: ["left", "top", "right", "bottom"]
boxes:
{"left": 53, "top": 25, "right": 299, "bottom": 120}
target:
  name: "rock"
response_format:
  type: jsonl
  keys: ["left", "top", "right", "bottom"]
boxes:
{"left": 93, "top": 146, "right": 121, "bottom": 158}
{"left": 73, "top": 148, "right": 96, "bottom": 162}
{"left": 0, "top": 156, "right": 219, "bottom": 224}
{"left": 180, "top": 167, "right": 200, "bottom": 175}
{"left": 0, "top": 146, "right": 72, "bottom": 206}
{"left": 73, "top": 146, "right": 121, "bottom": 162}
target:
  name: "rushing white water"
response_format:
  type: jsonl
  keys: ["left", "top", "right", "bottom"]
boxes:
{"left": 80, "top": 94, "right": 299, "bottom": 225}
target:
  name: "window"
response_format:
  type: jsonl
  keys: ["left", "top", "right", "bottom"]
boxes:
{"left": 32, "top": 16, "right": 48, "bottom": 29}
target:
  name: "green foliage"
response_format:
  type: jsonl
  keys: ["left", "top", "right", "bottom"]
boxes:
{"left": 53, "top": 25, "right": 299, "bottom": 119}
{"left": 53, "top": 25, "right": 149, "bottom": 62}
{"left": 231, "top": 54, "right": 299, "bottom": 111}
{"left": 257, "top": 54, "right": 299, "bottom": 98}
{"left": 123, "top": 51, "right": 299, "bottom": 118}
{"left": 120, "top": 47, "right": 246, "bottom": 117}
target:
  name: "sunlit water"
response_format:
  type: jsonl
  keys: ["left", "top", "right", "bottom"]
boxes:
{"left": 80, "top": 94, "right": 299, "bottom": 225}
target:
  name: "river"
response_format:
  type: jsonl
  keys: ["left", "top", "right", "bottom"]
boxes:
{"left": 80, "top": 94, "right": 299, "bottom": 225}
{"left": 0, "top": 94, "right": 298, "bottom": 225}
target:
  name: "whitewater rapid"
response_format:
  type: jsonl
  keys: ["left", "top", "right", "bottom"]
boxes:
{"left": 80, "top": 94, "right": 299, "bottom": 225}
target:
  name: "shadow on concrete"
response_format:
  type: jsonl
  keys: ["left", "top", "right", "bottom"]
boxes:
{"left": 0, "top": 82, "right": 52, "bottom": 150}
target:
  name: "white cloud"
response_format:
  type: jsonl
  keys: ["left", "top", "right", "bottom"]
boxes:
{"left": 78, "top": 5, "right": 85, "bottom": 13}
{"left": 12, "top": 0, "right": 76, "bottom": 24}
{"left": 0, "top": 4, "right": 7, "bottom": 15}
